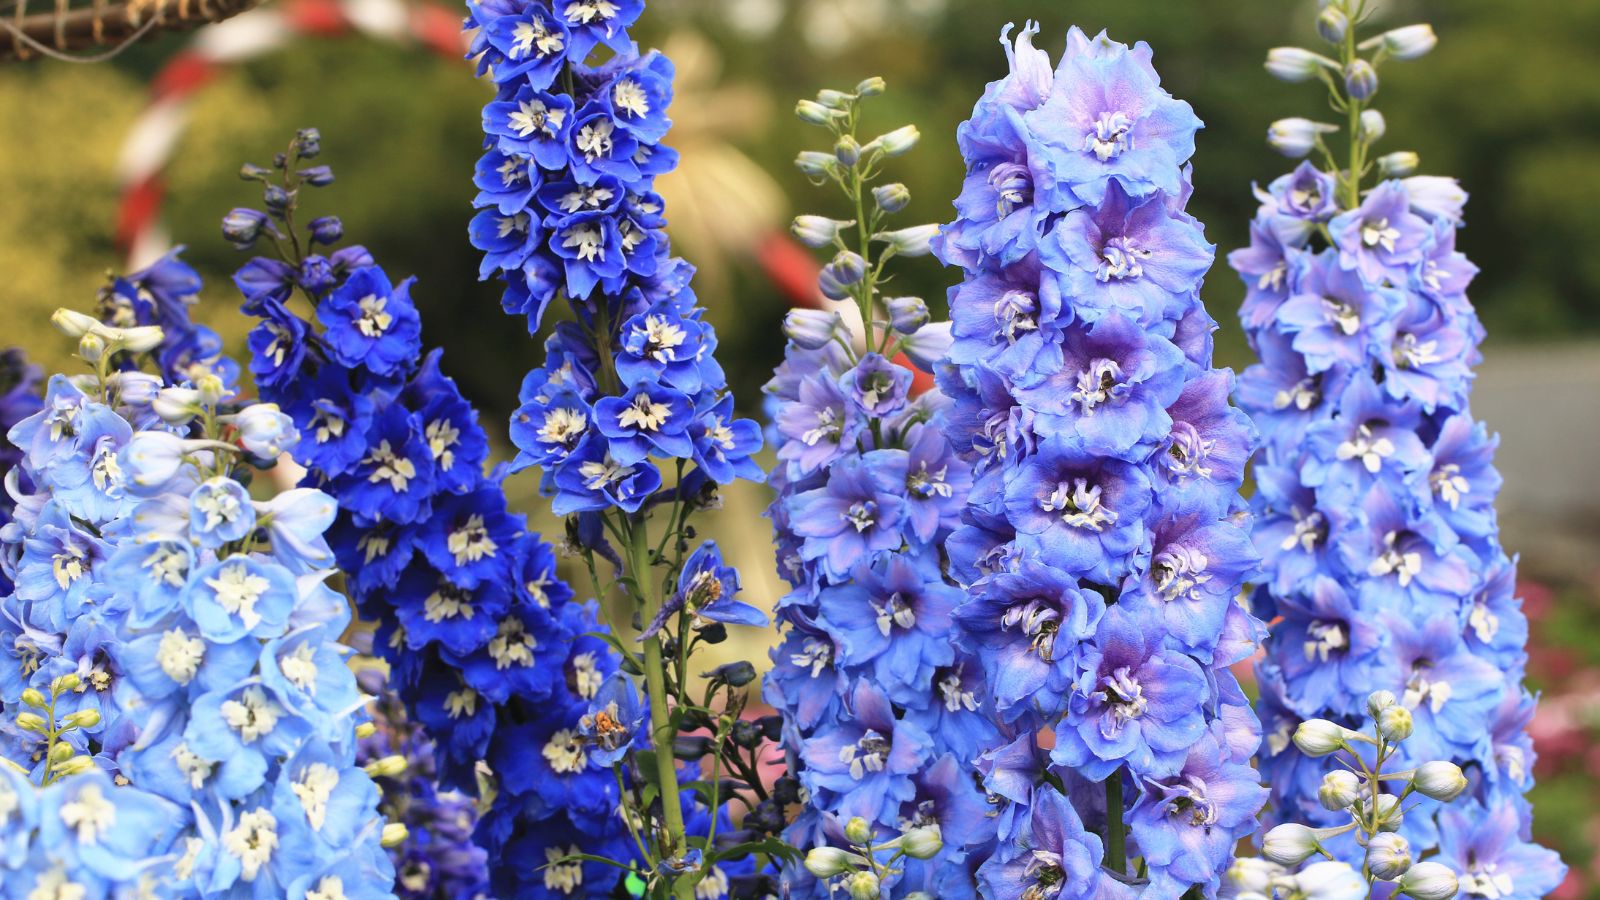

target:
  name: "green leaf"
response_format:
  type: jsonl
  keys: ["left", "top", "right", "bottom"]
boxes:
{"left": 709, "top": 837, "right": 804, "bottom": 866}
{"left": 546, "top": 852, "right": 633, "bottom": 872}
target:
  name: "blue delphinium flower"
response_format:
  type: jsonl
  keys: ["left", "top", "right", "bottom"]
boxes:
{"left": 763, "top": 79, "right": 1000, "bottom": 897}
{"left": 0, "top": 348, "right": 43, "bottom": 597}
{"left": 230, "top": 131, "right": 615, "bottom": 896}
{"left": 1235, "top": 7, "right": 1562, "bottom": 881}
{"left": 933, "top": 24, "right": 1267, "bottom": 896}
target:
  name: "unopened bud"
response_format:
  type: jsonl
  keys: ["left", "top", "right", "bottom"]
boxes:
{"left": 381, "top": 823, "right": 409, "bottom": 848}
{"left": 847, "top": 871, "right": 881, "bottom": 900}
{"left": 1293, "top": 719, "right": 1351, "bottom": 756}
{"left": 1344, "top": 60, "right": 1379, "bottom": 100}
{"left": 354, "top": 722, "right": 377, "bottom": 739}
{"left": 295, "top": 127, "right": 322, "bottom": 159}
{"left": 873, "top": 224, "right": 938, "bottom": 258}
{"left": 222, "top": 208, "right": 270, "bottom": 248}
{"left": 1382, "top": 25, "right": 1438, "bottom": 61}
{"left": 844, "top": 816, "right": 873, "bottom": 845}
{"left": 1378, "top": 152, "right": 1421, "bottom": 177}
{"left": 828, "top": 251, "right": 867, "bottom": 285}
{"left": 815, "top": 89, "right": 852, "bottom": 110}
{"left": 855, "top": 76, "right": 886, "bottom": 97}
{"left": 308, "top": 215, "right": 344, "bottom": 246}
{"left": 796, "top": 151, "right": 839, "bottom": 180}
{"left": 77, "top": 333, "right": 107, "bottom": 364}
{"left": 1268, "top": 118, "right": 1338, "bottom": 159}
{"left": 298, "top": 165, "right": 335, "bottom": 187}
{"left": 796, "top": 100, "right": 836, "bottom": 126}
{"left": 1318, "top": 770, "right": 1362, "bottom": 811}
{"left": 48, "top": 741, "right": 75, "bottom": 764}
{"left": 20, "top": 689, "right": 46, "bottom": 709}
{"left": 792, "top": 215, "right": 850, "bottom": 249}
{"left": 834, "top": 136, "right": 861, "bottom": 166}
{"left": 1367, "top": 792, "right": 1404, "bottom": 831}
{"left": 1378, "top": 705, "right": 1414, "bottom": 743}
{"left": 901, "top": 826, "right": 941, "bottom": 860}
{"left": 1367, "top": 690, "right": 1398, "bottom": 718}
{"left": 1316, "top": 7, "right": 1348, "bottom": 43}
{"left": 364, "top": 755, "right": 407, "bottom": 779}
{"left": 51, "top": 756, "right": 95, "bottom": 777}
{"left": 14, "top": 713, "right": 46, "bottom": 733}
{"left": 51, "top": 674, "right": 81, "bottom": 695}
{"left": 1262, "top": 823, "right": 1324, "bottom": 866}
{"left": 784, "top": 309, "right": 845, "bottom": 350}
{"left": 804, "top": 847, "right": 854, "bottom": 878}
{"left": 62, "top": 709, "right": 100, "bottom": 730}
{"left": 1265, "top": 47, "right": 1329, "bottom": 82}
{"left": 117, "top": 326, "right": 166, "bottom": 354}
{"left": 872, "top": 183, "right": 911, "bottom": 214}
{"left": 1396, "top": 861, "right": 1458, "bottom": 900}
{"left": 1359, "top": 110, "right": 1387, "bottom": 142}
{"left": 152, "top": 387, "right": 203, "bottom": 425}
{"left": 51, "top": 308, "right": 100, "bottom": 338}
{"left": 1411, "top": 761, "right": 1468, "bottom": 801}
{"left": 1365, "top": 832, "right": 1413, "bottom": 881}
{"left": 873, "top": 125, "right": 920, "bottom": 156}
{"left": 705, "top": 661, "right": 758, "bottom": 688}
{"left": 885, "top": 296, "right": 930, "bottom": 334}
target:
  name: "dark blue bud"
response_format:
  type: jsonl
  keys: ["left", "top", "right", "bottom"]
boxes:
{"left": 221, "top": 208, "right": 269, "bottom": 248}
{"left": 704, "top": 660, "right": 757, "bottom": 687}
{"left": 298, "top": 165, "right": 335, "bottom": 187}
{"left": 239, "top": 163, "right": 271, "bottom": 181}
{"left": 298, "top": 255, "right": 337, "bottom": 295}
{"left": 308, "top": 215, "right": 343, "bottom": 246}
{"left": 295, "top": 127, "right": 322, "bottom": 158}
{"left": 263, "top": 183, "right": 293, "bottom": 214}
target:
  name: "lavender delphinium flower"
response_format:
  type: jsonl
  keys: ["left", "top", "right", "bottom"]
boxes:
{"left": 934, "top": 23, "right": 1267, "bottom": 897}
{"left": 0, "top": 348, "right": 42, "bottom": 596}
{"left": 765, "top": 81, "right": 999, "bottom": 898}
{"left": 467, "top": 1, "right": 777, "bottom": 895}
{"left": 1236, "top": 3, "right": 1563, "bottom": 890}
{"left": 227, "top": 131, "right": 627, "bottom": 896}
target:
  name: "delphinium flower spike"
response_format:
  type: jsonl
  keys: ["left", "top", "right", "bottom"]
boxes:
{"left": 0, "top": 278, "right": 392, "bottom": 894}
{"left": 1235, "top": 4, "right": 1565, "bottom": 893}
{"left": 934, "top": 23, "right": 1268, "bottom": 897}
{"left": 763, "top": 80, "right": 996, "bottom": 899}
{"left": 465, "top": 0, "right": 777, "bottom": 895}
{"left": 227, "top": 130, "right": 623, "bottom": 897}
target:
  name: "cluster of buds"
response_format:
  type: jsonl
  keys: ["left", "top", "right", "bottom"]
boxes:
{"left": 1263, "top": 5, "right": 1435, "bottom": 172}
{"left": 222, "top": 128, "right": 342, "bottom": 251}
{"left": 50, "top": 309, "right": 164, "bottom": 374}
{"left": 802, "top": 816, "right": 944, "bottom": 899}
{"left": 10, "top": 673, "right": 101, "bottom": 784}
{"left": 1237, "top": 691, "right": 1467, "bottom": 899}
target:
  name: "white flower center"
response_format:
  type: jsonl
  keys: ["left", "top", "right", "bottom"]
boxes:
{"left": 425, "top": 418, "right": 461, "bottom": 471}
{"left": 355, "top": 294, "right": 392, "bottom": 337}
{"left": 575, "top": 118, "right": 616, "bottom": 162}
{"left": 509, "top": 99, "right": 565, "bottom": 139}
{"left": 1303, "top": 620, "right": 1347, "bottom": 662}
{"left": 1072, "top": 358, "right": 1125, "bottom": 413}
{"left": 425, "top": 585, "right": 475, "bottom": 622}
{"left": 1085, "top": 110, "right": 1134, "bottom": 160}
{"left": 488, "top": 617, "right": 537, "bottom": 669}
{"left": 157, "top": 629, "right": 206, "bottom": 684}
{"left": 613, "top": 78, "right": 650, "bottom": 118}
{"left": 838, "top": 729, "right": 891, "bottom": 780}
{"left": 220, "top": 686, "right": 281, "bottom": 743}
{"left": 509, "top": 17, "right": 564, "bottom": 59}
{"left": 362, "top": 440, "right": 417, "bottom": 491}
{"left": 291, "top": 762, "right": 341, "bottom": 831}
{"left": 543, "top": 728, "right": 587, "bottom": 774}
{"left": 1041, "top": 478, "right": 1116, "bottom": 532}
{"left": 1335, "top": 423, "right": 1396, "bottom": 474}
{"left": 172, "top": 742, "right": 214, "bottom": 790}
{"left": 561, "top": 223, "right": 605, "bottom": 262}
{"left": 1361, "top": 217, "right": 1400, "bottom": 253}
{"left": 222, "top": 808, "right": 279, "bottom": 882}
{"left": 448, "top": 514, "right": 499, "bottom": 566}
{"left": 545, "top": 845, "right": 585, "bottom": 893}
{"left": 58, "top": 783, "right": 116, "bottom": 844}
{"left": 205, "top": 562, "right": 271, "bottom": 630}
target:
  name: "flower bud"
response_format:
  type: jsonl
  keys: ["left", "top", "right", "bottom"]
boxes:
{"left": 829, "top": 251, "right": 867, "bottom": 285}
{"left": 364, "top": 755, "right": 408, "bottom": 779}
{"left": 1396, "top": 861, "right": 1458, "bottom": 900}
{"left": 380, "top": 823, "right": 409, "bottom": 848}
{"left": 796, "top": 151, "right": 839, "bottom": 180}
{"left": 299, "top": 166, "right": 335, "bottom": 187}
{"left": 817, "top": 267, "right": 852, "bottom": 301}
{"left": 847, "top": 871, "right": 881, "bottom": 900}
{"left": 308, "top": 215, "right": 343, "bottom": 246}
{"left": 1293, "top": 718, "right": 1351, "bottom": 756}
{"left": 1262, "top": 823, "right": 1324, "bottom": 866}
{"left": 783, "top": 309, "right": 845, "bottom": 350}
{"left": 1401, "top": 176, "right": 1467, "bottom": 224}
{"left": 1378, "top": 705, "right": 1413, "bottom": 742}
{"left": 239, "top": 163, "right": 271, "bottom": 181}
{"left": 705, "top": 660, "right": 758, "bottom": 687}
{"left": 1365, "top": 832, "right": 1413, "bottom": 880}
{"left": 48, "top": 741, "right": 76, "bottom": 764}
{"left": 1318, "top": 769, "right": 1362, "bottom": 811}
{"left": 899, "top": 322, "right": 952, "bottom": 372}
{"left": 195, "top": 373, "right": 228, "bottom": 407}
{"left": 111, "top": 371, "right": 162, "bottom": 409}
{"left": 14, "top": 713, "right": 46, "bottom": 733}
{"left": 116, "top": 326, "right": 166, "bottom": 355}
{"left": 1268, "top": 118, "right": 1338, "bottom": 159}
{"left": 844, "top": 816, "right": 873, "bottom": 845}
{"left": 51, "top": 673, "right": 81, "bottom": 694}
{"left": 51, "top": 756, "right": 95, "bottom": 777}
{"left": 796, "top": 100, "right": 836, "bottom": 126}
{"left": 1378, "top": 152, "right": 1421, "bottom": 177}
{"left": 234, "top": 403, "right": 299, "bottom": 458}
{"left": 20, "top": 688, "right": 46, "bottom": 709}
{"left": 77, "top": 333, "right": 106, "bottom": 364}
{"left": 1316, "top": 7, "right": 1347, "bottom": 43}
{"left": 872, "top": 183, "right": 911, "bottom": 214}
{"left": 1382, "top": 25, "right": 1438, "bottom": 61}
{"left": 885, "top": 296, "right": 930, "bottom": 334}
{"left": 874, "top": 224, "right": 939, "bottom": 258}
{"left": 222, "top": 208, "right": 270, "bottom": 248}
{"left": 1226, "top": 858, "right": 1285, "bottom": 896}
{"left": 1293, "top": 861, "right": 1367, "bottom": 900}
{"left": 1265, "top": 47, "right": 1329, "bottom": 82}
{"left": 355, "top": 721, "right": 378, "bottom": 739}
{"left": 815, "top": 89, "right": 852, "bottom": 109}
{"left": 263, "top": 183, "right": 292, "bottom": 214}
{"left": 1411, "top": 760, "right": 1468, "bottom": 801}
{"left": 804, "top": 847, "right": 854, "bottom": 878}
{"left": 1359, "top": 109, "right": 1387, "bottom": 141}
{"left": 1366, "top": 792, "right": 1404, "bottom": 831}
{"left": 62, "top": 708, "right": 100, "bottom": 729}
{"left": 834, "top": 135, "right": 862, "bottom": 166}
{"left": 901, "top": 826, "right": 942, "bottom": 860}
{"left": 855, "top": 76, "right": 886, "bottom": 97}
{"left": 1344, "top": 60, "right": 1379, "bottom": 100}
{"left": 792, "top": 215, "right": 850, "bottom": 249}
{"left": 873, "top": 125, "right": 920, "bottom": 156}
{"left": 295, "top": 127, "right": 322, "bottom": 159}
{"left": 1369, "top": 685, "right": 1395, "bottom": 714}
{"left": 51, "top": 308, "right": 100, "bottom": 339}
{"left": 152, "top": 387, "right": 204, "bottom": 425}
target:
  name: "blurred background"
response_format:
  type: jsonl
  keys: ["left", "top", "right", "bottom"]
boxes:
{"left": 2, "top": 0, "right": 1598, "bottom": 892}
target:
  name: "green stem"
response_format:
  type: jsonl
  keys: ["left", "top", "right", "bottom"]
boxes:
{"left": 629, "top": 519, "right": 693, "bottom": 900}
{"left": 1105, "top": 771, "right": 1126, "bottom": 875}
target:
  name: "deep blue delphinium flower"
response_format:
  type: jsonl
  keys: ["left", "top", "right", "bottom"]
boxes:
{"left": 1234, "top": 12, "right": 1561, "bottom": 880}
{"left": 933, "top": 23, "right": 1267, "bottom": 896}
